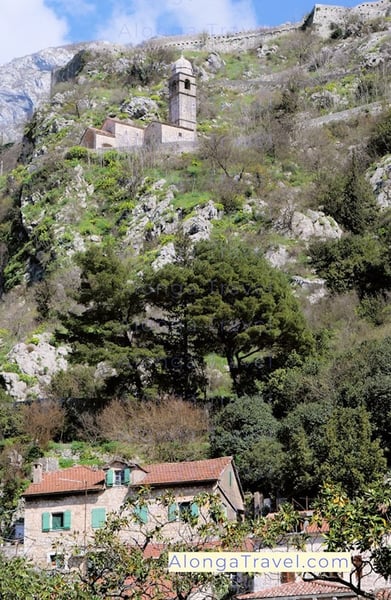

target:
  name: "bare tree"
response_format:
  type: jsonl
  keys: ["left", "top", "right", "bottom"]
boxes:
{"left": 21, "top": 400, "right": 66, "bottom": 448}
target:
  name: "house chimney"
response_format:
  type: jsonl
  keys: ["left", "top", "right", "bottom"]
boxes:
{"left": 254, "top": 492, "right": 263, "bottom": 517}
{"left": 281, "top": 572, "right": 296, "bottom": 583}
{"left": 32, "top": 462, "right": 43, "bottom": 484}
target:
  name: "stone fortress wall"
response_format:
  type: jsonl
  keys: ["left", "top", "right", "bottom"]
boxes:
{"left": 305, "top": 0, "right": 391, "bottom": 37}
{"left": 144, "top": 0, "right": 391, "bottom": 50}
{"left": 146, "top": 24, "right": 298, "bottom": 53}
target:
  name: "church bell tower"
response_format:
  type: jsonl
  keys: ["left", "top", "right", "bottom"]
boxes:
{"left": 169, "top": 56, "right": 196, "bottom": 131}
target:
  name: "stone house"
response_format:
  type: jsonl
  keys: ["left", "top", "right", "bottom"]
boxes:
{"left": 80, "top": 55, "right": 197, "bottom": 151}
{"left": 252, "top": 512, "right": 329, "bottom": 593}
{"left": 22, "top": 455, "right": 244, "bottom": 567}
{"left": 252, "top": 510, "right": 390, "bottom": 598}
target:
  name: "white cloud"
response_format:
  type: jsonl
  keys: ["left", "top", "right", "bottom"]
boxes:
{"left": 0, "top": 0, "right": 69, "bottom": 65}
{"left": 96, "top": 0, "right": 161, "bottom": 46}
{"left": 96, "top": 0, "right": 257, "bottom": 46}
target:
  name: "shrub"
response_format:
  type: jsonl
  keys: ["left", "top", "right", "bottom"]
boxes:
{"left": 368, "top": 110, "right": 391, "bottom": 157}
{"left": 65, "top": 146, "right": 89, "bottom": 161}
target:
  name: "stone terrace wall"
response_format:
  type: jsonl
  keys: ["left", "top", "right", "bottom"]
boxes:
{"left": 145, "top": 23, "right": 298, "bottom": 53}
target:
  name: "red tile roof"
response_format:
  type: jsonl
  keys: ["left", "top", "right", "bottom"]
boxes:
{"left": 140, "top": 536, "right": 255, "bottom": 558}
{"left": 305, "top": 520, "right": 329, "bottom": 534}
{"left": 237, "top": 581, "right": 355, "bottom": 600}
{"left": 23, "top": 466, "right": 105, "bottom": 496}
{"left": 136, "top": 456, "right": 233, "bottom": 487}
{"left": 23, "top": 457, "right": 234, "bottom": 497}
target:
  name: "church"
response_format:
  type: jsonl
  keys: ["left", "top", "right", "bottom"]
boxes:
{"left": 80, "top": 56, "right": 197, "bottom": 150}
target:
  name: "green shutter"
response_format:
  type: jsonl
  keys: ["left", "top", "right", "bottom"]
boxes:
{"left": 105, "top": 469, "right": 114, "bottom": 487}
{"left": 191, "top": 502, "right": 199, "bottom": 518}
{"left": 168, "top": 503, "right": 177, "bottom": 522}
{"left": 63, "top": 510, "right": 71, "bottom": 530}
{"left": 134, "top": 506, "right": 148, "bottom": 524}
{"left": 42, "top": 512, "right": 51, "bottom": 532}
{"left": 123, "top": 468, "right": 131, "bottom": 485}
{"left": 91, "top": 507, "right": 106, "bottom": 529}
{"left": 229, "top": 471, "right": 233, "bottom": 487}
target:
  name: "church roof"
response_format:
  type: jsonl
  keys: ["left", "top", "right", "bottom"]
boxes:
{"left": 171, "top": 55, "right": 193, "bottom": 75}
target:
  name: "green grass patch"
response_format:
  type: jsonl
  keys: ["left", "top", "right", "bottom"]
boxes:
{"left": 217, "top": 52, "right": 260, "bottom": 80}
{"left": 171, "top": 191, "right": 210, "bottom": 214}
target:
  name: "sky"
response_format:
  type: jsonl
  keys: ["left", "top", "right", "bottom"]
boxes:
{"left": 0, "top": 0, "right": 376, "bottom": 66}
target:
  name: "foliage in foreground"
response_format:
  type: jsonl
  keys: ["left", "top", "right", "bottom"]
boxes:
{"left": 2, "top": 481, "right": 391, "bottom": 599}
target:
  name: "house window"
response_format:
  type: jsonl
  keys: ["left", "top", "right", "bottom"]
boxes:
{"left": 134, "top": 505, "right": 148, "bottom": 524}
{"left": 42, "top": 511, "right": 71, "bottom": 532}
{"left": 52, "top": 513, "right": 65, "bottom": 530}
{"left": 105, "top": 468, "right": 131, "bottom": 487}
{"left": 115, "top": 470, "right": 124, "bottom": 486}
{"left": 168, "top": 501, "right": 199, "bottom": 522}
{"left": 179, "top": 501, "right": 192, "bottom": 519}
{"left": 91, "top": 507, "right": 106, "bottom": 529}
{"left": 184, "top": 79, "right": 191, "bottom": 90}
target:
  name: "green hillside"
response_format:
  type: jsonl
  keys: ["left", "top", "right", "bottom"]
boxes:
{"left": 0, "top": 23, "right": 390, "bottom": 520}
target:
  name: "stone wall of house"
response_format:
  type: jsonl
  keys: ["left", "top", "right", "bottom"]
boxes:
{"left": 218, "top": 463, "right": 245, "bottom": 520}
{"left": 24, "top": 486, "right": 129, "bottom": 565}
{"left": 23, "top": 479, "right": 240, "bottom": 566}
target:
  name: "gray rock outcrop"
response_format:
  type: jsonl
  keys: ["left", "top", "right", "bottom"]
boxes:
{"left": 1, "top": 333, "right": 69, "bottom": 401}
{"left": 121, "top": 97, "right": 160, "bottom": 120}
{"left": 257, "top": 44, "right": 278, "bottom": 58}
{"left": 292, "top": 276, "right": 328, "bottom": 304}
{"left": 290, "top": 210, "right": 343, "bottom": 240}
{"left": 310, "top": 90, "right": 339, "bottom": 110}
{"left": 152, "top": 242, "right": 177, "bottom": 270}
{"left": 368, "top": 156, "right": 391, "bottom": 209}
{"left": 123, "top": 180, "right": 222, "bottom": 253}
{"left": 266, "top": 245, "right": 293, "bottom": 269}
{"left": 204, "top": 52, "right": 225, "bottom": 73}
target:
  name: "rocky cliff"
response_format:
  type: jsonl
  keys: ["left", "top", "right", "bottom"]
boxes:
{"left": 0, "top": 42, "right": 125, "bottom": 144}
{"left": 0, "top": 47, "right": 77, "bottom": 144}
